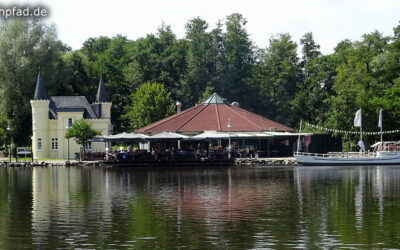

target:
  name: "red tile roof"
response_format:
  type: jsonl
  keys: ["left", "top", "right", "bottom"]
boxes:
{"left": 136, "top": 101, "right": 294, "bottom": 133}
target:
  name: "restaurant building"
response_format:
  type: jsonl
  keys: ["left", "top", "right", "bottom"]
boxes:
{"left": 136, "top": 93, "right": 302, "bottom": 157}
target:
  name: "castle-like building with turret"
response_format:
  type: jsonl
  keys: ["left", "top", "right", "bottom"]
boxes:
{"left": 30, "top": 72, "right": 112, "bottom": 159}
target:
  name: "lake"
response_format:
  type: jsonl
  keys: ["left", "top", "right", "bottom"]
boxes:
{"left": 1, "top": 165, "right": 400, "bottom": 249}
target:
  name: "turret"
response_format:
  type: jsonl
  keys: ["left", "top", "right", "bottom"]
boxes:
{"left": 95, "top": 75, "right": 112, "bottom": 119}
{"left": 30, "top": 71, "right": 50, "bottom": 159}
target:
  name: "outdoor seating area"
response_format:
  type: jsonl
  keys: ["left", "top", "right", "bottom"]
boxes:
{"left": 90, "top": 130, "right": 308, "bottom": 166}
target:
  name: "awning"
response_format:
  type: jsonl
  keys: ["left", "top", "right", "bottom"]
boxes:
{"left": 102, "top": 132, "right": 150, "bottom": 141}
{"left": 149, "top": 132, "right": 189, "bottom": 140}
{"left": 268, "top": 132, "right": 313, "bottom": 137}
{"left": 191, "top": 131, "right": 230, "bottom": 140}
{"left": 88, "top": 136, "right": 107, "bottom": 142}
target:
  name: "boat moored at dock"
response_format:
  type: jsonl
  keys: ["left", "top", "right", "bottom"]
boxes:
{"left": 295, "top": 141, "right": 400, "bottom": 166}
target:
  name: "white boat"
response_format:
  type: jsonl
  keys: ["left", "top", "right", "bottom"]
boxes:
{"left": 294, "top": 141, "right": 400, "bottom": 166}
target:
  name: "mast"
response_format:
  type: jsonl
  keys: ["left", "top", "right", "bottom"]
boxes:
{"left": 360, "top": 108, "right": 362, "bottom": 143}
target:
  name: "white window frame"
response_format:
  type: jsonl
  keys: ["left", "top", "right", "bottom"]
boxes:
{"left": 37, "top": 138, "right": 42, "bottom": 151}
{"left": 67, "top": 118, "right": 73, "bottom": 128}
{"left": 51, "top": 138, "right": 58, "bottom": 151}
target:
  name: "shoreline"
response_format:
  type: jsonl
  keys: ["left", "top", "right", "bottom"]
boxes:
{"left": 0, "top": 157, "right": 299, "bottom": 167}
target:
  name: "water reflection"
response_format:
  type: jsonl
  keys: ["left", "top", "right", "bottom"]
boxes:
{"left": 293, "top": 166, "right": 400, "bottom": 248}
{"left": 1, "top": 165, "right": 400, "bottom": 248}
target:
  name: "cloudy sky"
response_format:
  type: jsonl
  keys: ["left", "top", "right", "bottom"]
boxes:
{"left": 3, "top": 0, "right": 400, "bottom": 54}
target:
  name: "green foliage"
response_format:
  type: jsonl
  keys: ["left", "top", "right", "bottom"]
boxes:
{"left": 292, "top": 33, "right": 336, "bottom": 124}
{"left": 198, "top": 86, "right": 215, "bottom": 104}
{"left": 257, "top": 33, "right": 301, "bottom": 127}
{"left": 0, "top": 114, "right": 9, "bottom": 147}
{"left": 65, "top": 120, "right": 101, "bottom": 153}
{"left": 123, "top": 82, "right": 175, "bottom": 130}
{"left": 0, "top": 19, "right": 68, "bottom": 146}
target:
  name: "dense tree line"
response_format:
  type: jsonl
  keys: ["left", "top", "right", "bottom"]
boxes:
{"left": 0, "top": 15, "right": 399, "bottom": 149}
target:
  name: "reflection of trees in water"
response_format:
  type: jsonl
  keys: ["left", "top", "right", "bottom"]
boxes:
{"left": 0, "top": 168, "right": 33, "bottom": 249}
{"left": 294, "top": 166, "right": 400, "bottom": 248}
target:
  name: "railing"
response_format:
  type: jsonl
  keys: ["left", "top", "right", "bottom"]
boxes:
{"left": 294, "top": 151, "right": 377, "bottom": 158}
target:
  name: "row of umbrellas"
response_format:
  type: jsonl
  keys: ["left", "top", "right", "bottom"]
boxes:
{"left": 91, "top": 131, "right": 310, "bottom": 142}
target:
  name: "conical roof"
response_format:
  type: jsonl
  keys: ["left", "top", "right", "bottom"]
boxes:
{"left": 136, "top": 93, "right": 293, "bottom": 133}
{"left": 96, "top": 75, "right": 108, "bottom": 102}
{"left": 33, "top": 71, "right": 48, "bottom": 100}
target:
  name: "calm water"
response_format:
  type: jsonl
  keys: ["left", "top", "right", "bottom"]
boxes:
{"left": 1, "top": 165, "right": 400, "bottom": 249}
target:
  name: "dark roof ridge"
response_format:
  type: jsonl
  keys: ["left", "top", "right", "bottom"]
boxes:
{"left": 226, "top": 104, "right": 262, "bottom": 130}
{"left": 215, "top": 103, "right": 222, "bottom": 131}
{"left": 175, "top": 104, "right": 210, "bottom": 132}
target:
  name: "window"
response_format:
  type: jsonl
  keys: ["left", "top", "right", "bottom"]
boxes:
{"left": 37, "top": 138, "right": 42, "bottom": 151}
{"left": 51, "top": 138, "right": 58, "bottom": 151}
{"left": 67, "top": 118, "right": 73, "bottom": 128}
{"left": 85, "top": 142, "right": 91, "bottom": 151}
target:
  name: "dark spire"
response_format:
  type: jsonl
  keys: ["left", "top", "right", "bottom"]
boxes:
{"left": 33, "top": 70, "right": 48, "bottom": 100}
{"left": 96, "top": 75, "right": 108, "bottom": 102}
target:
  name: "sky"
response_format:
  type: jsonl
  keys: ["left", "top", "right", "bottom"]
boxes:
{"left": 2, "top": 0, "right": 400, "bottom": 54}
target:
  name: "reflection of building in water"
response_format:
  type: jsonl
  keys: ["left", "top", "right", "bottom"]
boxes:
{"left": 31, "top": 167, "right": 115, "bottom": 247}
{"left": 142, "top": 168, "right": 290, "bottom": 226}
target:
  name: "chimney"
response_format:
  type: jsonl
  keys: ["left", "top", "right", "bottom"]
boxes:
{"left": 231, "top": 102, "right": 239, "bottom": 107}
{"left": 176, "top": 101, "right": 182, "bottom": 113}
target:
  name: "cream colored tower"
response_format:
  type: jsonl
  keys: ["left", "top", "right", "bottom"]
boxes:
{"left": 31, "top": 71, "right": 50, "bottom": 159}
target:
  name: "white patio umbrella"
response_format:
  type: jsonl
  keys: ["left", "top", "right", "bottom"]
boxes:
{"left": 149, "top": 132, "right": 189, "bottom": 140}
{"left": 103, "top": 132, "right": 149, "bottom": 141}
{"left": 191, "top": 131, "right": 230, "bottom": 140}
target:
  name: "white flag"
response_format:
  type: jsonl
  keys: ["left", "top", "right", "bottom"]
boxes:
{"left": 378, "top": 108, "right": 382, "bottom": 128}
{"left": 354, "top": 109, "right": 362, "bottom": 127}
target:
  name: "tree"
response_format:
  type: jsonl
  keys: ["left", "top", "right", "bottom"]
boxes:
{"left": 300, "top": 32, "right": 321, "bottom": 63}
{"left": 218, "top": 13, "right": 255, "bottom": 107}
{"left": 326, "top": 31, "right": 391, "bottom": 147}
{"left": 292, "top": 33, "right": 336, "bottom": 125}
{"left": 198, "top": 86, "right": 215, "bottom": 104}
{"left": 179, "top": 17, "right": 214, "bottom": 106}
{"left": 65, "top": 120, "right": 101, "bottom": 160}
{"left": 123, "top": 82, "right": 175, "bottom": 130}
{"left": 259, "top": 33, "right": 301, "bottom": 126}
{"left": 0, "top": 19, "right": 68, "bottom": 146}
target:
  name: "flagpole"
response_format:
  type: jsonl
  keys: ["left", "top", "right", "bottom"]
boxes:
{"left": 360, "top": 108, "right": 362, "bottom": 142}
{"left": 297, "top": 120, "right": 303, "bottom": 154}
{"left": 380, "top": 108, "right": 383, "bottom": 143}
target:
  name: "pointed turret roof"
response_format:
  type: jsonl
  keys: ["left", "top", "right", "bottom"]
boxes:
{"left": 33, "top": 70, "right": 48, "bottom": 100}
{"left": 96, "top": 75, "right": 108, "bottom": 102}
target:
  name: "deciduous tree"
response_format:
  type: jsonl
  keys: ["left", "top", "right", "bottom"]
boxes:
{"left": 123, "top": 82, "right": 175, "bottom": 130}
